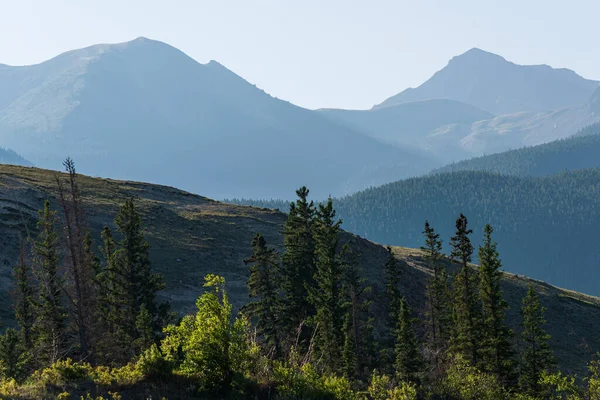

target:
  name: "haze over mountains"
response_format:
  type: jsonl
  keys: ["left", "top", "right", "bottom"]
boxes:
{"left": 325, "top": 48, "right": 600, "bottom": 161}
{"left": 375, "top": 48, "right": 599, "bottom": 114}
{"left": 0, "top": 37, "right": 599, "bottom": 199}
{"left": 0, "top": 37, "right": 433, "bottom": 200}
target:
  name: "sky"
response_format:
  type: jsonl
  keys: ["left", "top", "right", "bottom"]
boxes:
{"left": 0, "top": 0, "right": 598, "bottom": 110}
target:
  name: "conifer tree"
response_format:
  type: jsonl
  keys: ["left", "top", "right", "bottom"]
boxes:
{"left": 0, "top": 328, "right": 29, "bottom": 381}
{"left": 243, "top": 233, "right": 282, "bottom": 357}
{"left": 96, "top": 227, "right": 130, "bottom": 364}
{"left": 13, "top": 242, "right": 34, "bottom": 349}
{"left": 394, "top": 297, "right": 424, "bottom": 385}
{"left": 421, "top": 221, "right": 452, "bottom": 367}
{"left": 280, "top": 187, "right": 316, "bottom": 347}
{"left": 519, "top": 285, "right": 554, "bottom": 395}
{"left": 478, "top": 224, "right": 515, "bottom": 383}
{"left": 97, "top": 199, "right": 168, "bottom": 361}
{"left": 382, "top": 246, "right": 402, "bottom": 370}
{"left": 343, "top": 256, "right": 375, "bottom": 378}
{"left": 32, "top": 200, "right": 68, "bottom": 366}
{"left": 449, "top": 213, "right": 482, "bottom": 366}
{"left": 308, "top": 198, "right": 345, "bottom": 373}
{"left": 342, "top": 311, "right": 358, "bottom": 381}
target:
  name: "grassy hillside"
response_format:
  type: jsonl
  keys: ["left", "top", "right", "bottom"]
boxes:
{"left": 0, "top": 165, "right": 598, "bottom": 375}
{"left": 433, "top": 123, "right": 600, "bottom": 176}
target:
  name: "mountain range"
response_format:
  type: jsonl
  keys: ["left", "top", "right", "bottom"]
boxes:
{"left": 0, "top": 38, "right": 599, "bottom": 198}
{"left": 0, "top": 37, "right": 433, "bottom": 200}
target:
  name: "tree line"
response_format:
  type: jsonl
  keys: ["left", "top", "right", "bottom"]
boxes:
{"left": 240, "top": 187, "right": 569, "bottom": 398}
{"left": 0, "top": 171, "right": 598, "bottom": 398}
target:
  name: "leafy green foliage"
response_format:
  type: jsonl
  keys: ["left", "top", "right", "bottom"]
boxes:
{"left": 161, "top": 275, "right": 258, "bottom": 390}
{"left": 441, "top": 354, "right": 509, "bottom": 400}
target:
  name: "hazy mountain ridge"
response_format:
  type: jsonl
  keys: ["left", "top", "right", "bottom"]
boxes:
{"left": 433, "top": 123, "right": 600, "bottom": 176}
{"left": 0, "top": 147, "right": 32, "bottom": 167}
{"left": 375, "top": 47, "right": 599, "bottom": 115}
{"left": 319, "top": 99, "right": 493, "bottom": 161}
{"left": 0, "top": 37, "right": 436, "bottom": 200}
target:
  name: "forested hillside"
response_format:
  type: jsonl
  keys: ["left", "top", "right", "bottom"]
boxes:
{"left": 334, "top": 170, "right": 600, "bottom": 296}
{"left": 231, "top": 169, "right": 600, "bottom": 296}
{"left": 434, "top": 123, "right": 600, "bottom": 176}
{"left": 0, "top": 164, "right": 598, "bottom": 398}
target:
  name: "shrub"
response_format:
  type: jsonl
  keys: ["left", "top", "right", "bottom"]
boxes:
{"left": 367, "top": 371, "right": 417, "bottom": 400}
{"left": 441, "top": 354, "right": 508, "bottom": 400}
{"left": 39, "top": 358, "right": 92, "bottom": 387}
{"left": 161, "top": 275, "right": 258, "bottom": 390}
{"left": 135, "top": 343, "right": 172, "bottom": 380}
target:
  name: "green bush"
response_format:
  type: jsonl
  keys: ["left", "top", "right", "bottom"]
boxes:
{"left": 367, "top": 371, "right": 417, "bottom": 400}
{"left": 441, "top": 354, "right": 508, "bottom": 400}
{"left": 161, "top": 274, "right": 258, "bottom": 390}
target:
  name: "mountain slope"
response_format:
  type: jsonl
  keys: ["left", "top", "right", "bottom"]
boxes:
{"left": 0, "top": 164, "right": 598, "bottom": 375}
{"left": 333, "top": 169, "right": 600, "bottom": 297}
{"left": 433, "top": 123, "right": 600, "bottom": 176}
{"left": 0, "top": 147, "right": 32, "bottom": 166}
{"left": 0, "top": 37, "right": 435, "bottom": 200}
{"left": 376, "top": 48, "right": 599, "bottom": 115}
{"left": 319, "top": 99, "right": 493, "bottom": 161}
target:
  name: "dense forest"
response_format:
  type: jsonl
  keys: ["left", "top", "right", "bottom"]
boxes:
{"left": 432, "top": 123, "right": 600, "bottom": 176}
{"left": 0, "top": 161, "right": 598, "bottom": 399}
{"left": 228, "top": 168, "right": 600, "bottom": 296}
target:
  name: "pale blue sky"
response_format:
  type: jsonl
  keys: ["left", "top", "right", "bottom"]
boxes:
{"left": 1, "top": 0, "right": 598, "bottom": 110}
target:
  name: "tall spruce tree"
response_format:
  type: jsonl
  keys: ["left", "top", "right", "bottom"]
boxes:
{"left": 0, "top": 328, "right": 30, "bottom": 382}
{"left": 382, "top": 246, "right": 403, "bottom": 371}
{"left": 421, "top": 221, "right": 452, "bottom": 368}
{"left": 342, "top": 311, "right": 358, "bottom": 380}
{"left": 478, "top": 224, "right": 515, "bottom": 383}
{"left": 519, "top": 285, "right": 554, "bottom": 395}
{"left": 342, "top": 256, "right": 375, "bottom": 379}
{"left": 394, "top": 297, "right": 424, "bottom": 385}
{"left": 96, "top": 227, "right": 130, "bottom": 364}
{"left": 449, "top": 213, "right": 482, "bottom": 366}
{"left": 32, "top": 200, "right": 68, "bottom": 366}
{"left": 97, "top": 198, "right": 167, "bottom": 361}
{"left": 308, "top": 198, "right": 345, "bottom": 373}
{"left": 14, "top": 242, "right": 34, "bottom": 350}
{"left": 243, "top": 233, "right": 282, "bottom": 357}
{"left": 280, "top": 187, "right": 316, "bottom": 349}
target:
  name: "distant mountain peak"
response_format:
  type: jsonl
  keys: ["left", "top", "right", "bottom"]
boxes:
{"left": 451, "top": 47, "right": 507, "bottom": 63}
{"left": 375, "top": 49, "right": 598, "bottom": 115}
